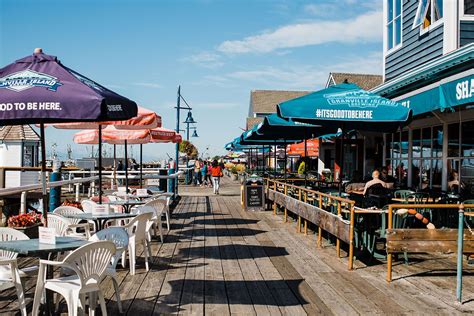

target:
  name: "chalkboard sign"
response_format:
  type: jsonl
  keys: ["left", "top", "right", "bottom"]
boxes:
{"left": 244, "top": 184, "right": 265, "bottom": 211}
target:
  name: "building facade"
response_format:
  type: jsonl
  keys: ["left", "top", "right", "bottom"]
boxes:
{"left": 375, "top": 0, "right": 474, "bottom": 193}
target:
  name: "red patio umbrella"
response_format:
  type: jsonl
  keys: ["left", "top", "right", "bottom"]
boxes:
{"left": 49, "top": 106, "right": 161, "bottom": 200}
{"left": 287, "top": 139, "right": 319, "bottom": 157}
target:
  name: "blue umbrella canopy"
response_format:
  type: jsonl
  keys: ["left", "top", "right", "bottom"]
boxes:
{"left": 277, "top": 83, "right": 411, "bottom": 132}
{"left": 251, "top": 114, "right": 321, "bottom": 140}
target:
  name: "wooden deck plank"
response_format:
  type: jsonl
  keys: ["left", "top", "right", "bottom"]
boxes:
{"left": 209, "top": 195, "right": 257, "bottom": 315}
{"left": 4, "top": 177, "right": 474, "bottom": 315}
{"left": 154, "top": 196, "right": 201, "bottom": 315}
{"left": 220, "top": 196, "right": 306, "bottom": 315}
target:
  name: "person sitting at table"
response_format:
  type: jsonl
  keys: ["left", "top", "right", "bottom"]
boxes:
{"left": 363, "top": 170, "right": 389, "bottom": 196}
{"left": 380, "top": 166, "right": 395, "bottom": 189}
{"left": 448, "top": 170, "right": 464, "bottom": 193}
{"left": 297, "top": 158, "right": 306, "bottom": 178}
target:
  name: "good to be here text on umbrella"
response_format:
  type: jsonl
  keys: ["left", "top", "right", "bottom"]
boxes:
{"left": 315, "top": 109, "right": 373, "bottom": 120}
{"left": 0, "top": 102, "right": 62, "bottom": 111}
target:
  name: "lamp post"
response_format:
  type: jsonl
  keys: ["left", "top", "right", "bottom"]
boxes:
{"left": 175, "top": 86, "right": 197, "bottom": 191}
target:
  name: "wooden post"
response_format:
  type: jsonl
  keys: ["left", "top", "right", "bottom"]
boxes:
{"left": 273, "top": 181, "right": 277, "bottom": 215}
{"left": 336, "top": 201, "right": 341, "bottom": 258}
{"left": 348, "top": 202, "right": 355, "bottom": 270}
{"left": 297, "top": 188, "right": 302, "bottom": 233}
{"left": 304, "top": 191, "right": 308, "bottom": 235}
{"left": 387, "top": 205, "right": 393, "bottom": 281}
{"left": 318, "top": 194, "right": 323, "bottom": 247}
{"left": 284, "top": 185, "right": 288, "bottom": 223}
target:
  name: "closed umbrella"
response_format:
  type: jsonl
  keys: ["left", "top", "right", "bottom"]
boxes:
{"left": 0, "top": 49, "right": 137, "bottom": 223}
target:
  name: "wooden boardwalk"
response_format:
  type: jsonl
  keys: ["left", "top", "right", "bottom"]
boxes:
{"left": 2, "top": 178, "right": 474, "bottom": 315}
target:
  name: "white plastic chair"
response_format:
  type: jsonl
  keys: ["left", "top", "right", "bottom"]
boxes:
{"left": 135, "top": 199, "right": 166, "bottom": 243}
{"left": 0, "top": 228, "right": 28, "bottom": 316}
{"left": 47, "top": 214, "right": 91, "bottom": 239}
{"left": 89, "top": 227, "right": 129, "bottom": 313}
{"left": 81, "top": 200, "right": 97, "bottom": 213}
{"left": 53, "top": 206, "right": 89, "bottom": 231}
{"left": 157, "top": 195, "right": 172, "bottom": 231}
{"left": 119, "top": 212, "right": 153, "bottom": 275}
{"left": 32, "top": 241, "right": 115, "bottom": 316}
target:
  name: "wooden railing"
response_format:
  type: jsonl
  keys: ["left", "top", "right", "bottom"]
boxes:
{"left": 265, "top": 178, "right": 357, "bottom": 270}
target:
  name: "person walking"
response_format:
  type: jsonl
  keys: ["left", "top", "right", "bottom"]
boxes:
{"left": 211, "top": 159, "right": 222, "bottom": 194}
{"left": 206, "top": 161, "right": 213, "bottom": 187}
{"left": 194, "top": 159, "right": 201, "bottom": 186}
{"left": 201, "top": 161, "right": 208, "bottom": 187}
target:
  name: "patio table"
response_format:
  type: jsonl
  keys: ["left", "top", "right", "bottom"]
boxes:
{"left": 106, "top": 200, "right": 146, "bottom": 213}
{"left": 0, "top": 236, "right": 87, "bottom": 256}
{"left": 0, "top": 237, "right": 88, "bottom": 315}
{"left": 62, "top": 212, "right": 138, "bottom": 230}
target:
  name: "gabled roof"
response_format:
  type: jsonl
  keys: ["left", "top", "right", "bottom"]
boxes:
{"left": 0, "top": 125, "right": 40, "bottom": 142}
{"left": 327, "top": 72, "right": 383, "bottom": 90}
{"left": 246, "top": 117, "right": 264, "bottom": 130}
{"left": 250, "top": 90, "right": 313, "bottom": 114}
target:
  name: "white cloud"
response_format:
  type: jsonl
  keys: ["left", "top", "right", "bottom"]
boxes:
{"left": 132, "top": 82, "right": 162, "bottom": 89}
{"left": 200, "top": 51, "right": 382, "bottom": 90}
{"left": 181, "top": 51, "right": 224, "bottom": 68}
{"left": 217, "top": 10, "right": 382, "bottom": 54}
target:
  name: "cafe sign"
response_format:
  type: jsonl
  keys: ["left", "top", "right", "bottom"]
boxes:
{"left": 396, "top": 74, "right": 474, "bottom": 116}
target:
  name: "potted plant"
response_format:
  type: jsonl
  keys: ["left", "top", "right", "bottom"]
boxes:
{"left": 8, "top": 212, "right": 43, "bottom": 238}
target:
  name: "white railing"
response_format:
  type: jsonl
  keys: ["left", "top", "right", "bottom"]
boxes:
{"left": 0, "top": 176, "right": 98, "bottom": 214}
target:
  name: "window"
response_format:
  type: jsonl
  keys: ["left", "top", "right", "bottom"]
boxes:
{"left": 413, "top": 0, "right": 443, "bottom": 30}
{"left": 387, "top": 0, "right": 402, "bottom": 50}
{"left": 466, "top": 0, "right": 474, "bottom": 15}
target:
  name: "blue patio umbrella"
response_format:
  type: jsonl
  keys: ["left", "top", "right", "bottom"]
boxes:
{"left": 0, "top": 49, "right": 138, "bottom": 219}
{"left": 277, "top": 83, "right": 411, "bottom": 189}
{"left": 277, "top": 83, "right": 411, "bottom": 132}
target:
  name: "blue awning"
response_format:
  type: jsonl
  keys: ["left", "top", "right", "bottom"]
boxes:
{"left": 396, "top": 74, "right": 474, "bottom": 116}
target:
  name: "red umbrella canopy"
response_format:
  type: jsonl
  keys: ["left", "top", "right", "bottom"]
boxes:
{"left": 150, "top": 127, "right": 178, "bottom": 143}
{"left": 287, "top": 139, "right": 319, "bottom": 157}
{"left": 73, "top": 126, "right": 150, "bottom": 144}
{"left": 47, "top": 106, "right": 161, "bottom": 130}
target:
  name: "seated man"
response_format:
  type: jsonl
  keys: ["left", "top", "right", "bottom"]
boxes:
{"left": 380, "top": 166, "right": 395, "bottom": 189}
{"left": 363, "top": 170, "right": 388, "bottom": 196}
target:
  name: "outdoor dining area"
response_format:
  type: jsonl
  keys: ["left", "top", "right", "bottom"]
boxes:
{"left": 229, "top": 82, "right": 474, "bottom": 302}
{"left": 0, "top": 49, "right": 182, "bottom": 315}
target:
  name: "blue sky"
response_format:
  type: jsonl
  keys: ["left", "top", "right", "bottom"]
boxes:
{"left": 0, "top": 0, "right": 383, "bottom": 161}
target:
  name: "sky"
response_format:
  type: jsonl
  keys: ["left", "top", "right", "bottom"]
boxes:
{"left": 0, "top": 0, "right": 383, "bottom": 162}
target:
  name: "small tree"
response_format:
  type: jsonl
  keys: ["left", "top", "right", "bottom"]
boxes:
{"left": 179, "top": 140, "right": 199, "bottom": 159}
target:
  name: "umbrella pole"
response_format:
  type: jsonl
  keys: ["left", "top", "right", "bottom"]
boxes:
{"left": 140, "top": 143, "right": 143, "bottom": 188}
{"left": 98, "top": 126, "right": 102, "bottom": 204}
{"left": 284, "top": 140, "right": 287, "bottom": 181}
{"left": 339, "top": 130, "right": 344, "bottom": 195}
{"left": 113, "top": 144, "right": 117, "bottom": 189}
{"left": 274, "top": 141, "right": 277, "bottom": 179}
{"left": 304, "top": 137, "right": 308, "bottom": 188}
{"left": 39, "top": 123, "right": 48, "bottom": 225}
{"left": 125, "top": 140, "right": 129, "bottom": 193}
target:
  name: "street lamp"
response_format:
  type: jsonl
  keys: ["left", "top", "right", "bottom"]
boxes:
{"left": 192, "top": 129, "right": 199, "bottom": 138}
{"left": 175, "top": 86, "right": 198, "bottom": 190}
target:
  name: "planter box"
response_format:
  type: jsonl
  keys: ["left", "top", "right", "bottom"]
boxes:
{"left": 11, "top": 223, "right": 43, "bottom": 239}
{"left": 231, "top": 174, "right": 238, "bottom": 181}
